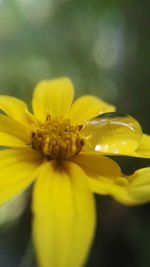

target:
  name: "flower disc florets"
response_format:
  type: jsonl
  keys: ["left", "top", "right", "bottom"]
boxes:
{"left": 32, "top": 115, "right": 84, "bottom": 160}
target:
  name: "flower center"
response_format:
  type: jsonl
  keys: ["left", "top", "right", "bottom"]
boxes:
{"left": 32, "top": 115, "right": 84, "bottom": 160}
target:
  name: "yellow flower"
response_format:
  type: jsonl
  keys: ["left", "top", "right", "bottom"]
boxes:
{"left": 0, "top": 77, "right": 150, "bottom": 267}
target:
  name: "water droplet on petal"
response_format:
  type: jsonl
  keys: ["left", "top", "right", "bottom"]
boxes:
{"left": 81, "top": 112, "right": 142, "bottom": 154}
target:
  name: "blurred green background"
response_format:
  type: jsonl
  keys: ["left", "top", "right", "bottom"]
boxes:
{"left": 0, "top": 0, "right": 149, "bottom": 266}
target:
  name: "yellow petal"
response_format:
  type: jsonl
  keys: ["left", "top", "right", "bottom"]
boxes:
{"left": 74, "top": 153, "right": 139, "bottom": 205}
{"left": 0, "top": 96, "right": 34, "bottom": 127}
{"left": 82, "top": 113, "right": 142, "bottom": 155}
{"left": 32, "top": 77, "right": 74, "bottom": 121}
{"left": 0, "top": 132, "right": 29, "bottom": 147}
{"left": 0, "top": 148, "right": 42, "bottom": 205}
{"left": 128, "top": 167, "right": 150, "bottom": 203}
{"left": 73, "top": 153, "right": 122, "bottom": 195}
{"left": 68, "top": 95, "right": 115, "bottom": 124}
{"left": 128, "top": 134, "right": 150, "bottom": 158}
{"left": 0, "top": 114, "right": 32, "bottom": 147}
{"left": 32, "top": 160, "right": 96, "bottom": 267}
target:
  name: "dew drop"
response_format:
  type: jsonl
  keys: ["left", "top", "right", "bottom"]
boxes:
{"left": 95, "top": 112, "right": 127, "bottom": 119}
{"left": 81, "top": 112, "right": 142, "bottom": 154}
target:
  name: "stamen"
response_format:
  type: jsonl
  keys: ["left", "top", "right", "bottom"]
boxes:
{"left": 32, "top": 116, "right": 84, "bottom": 160}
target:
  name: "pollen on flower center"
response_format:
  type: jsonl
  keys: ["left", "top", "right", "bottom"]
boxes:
{"left": 31, "top": 115, "right": 84, "bottom": 160}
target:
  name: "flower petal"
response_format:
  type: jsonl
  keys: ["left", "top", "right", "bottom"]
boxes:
{"left": 0, "top": 96, "right": 34, "bottom": 126}
{"left": 0, "top": 148, "right": 42, "bottom": 205}
{"left": 74, "top": 153, "right": 140, "bottom": 205}
{"left": 73, "top": 153, "right": 122, "bottom": 195}
{"left": 32, "top": 160, "right": 96, "bottom": 267}
{"left": 32, "top": 77, "right": 74, "bottom": 121}
{"left": 129, "top": 167, "right": 150, "bottom": 203}
{"left": 128, "top": 134, "right": 150, "bottom": 158}
{"left": 68, "top": 95, "right": 115, "bottom": 124}
{"left": 0, "top": 132, "right": 29, "bottom": 147}
{"left": 0, "top": 114, "right": 32, "bottom": 147}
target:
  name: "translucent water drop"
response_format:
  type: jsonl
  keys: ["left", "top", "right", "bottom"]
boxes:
{"left": 81, "top": 112, "right": 142, "bottom": 154}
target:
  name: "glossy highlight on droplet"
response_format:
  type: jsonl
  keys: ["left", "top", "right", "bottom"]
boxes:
{"left": 95, "top": 112, "right": 127, "bottom": 119}
{"left": 81, "top": 112, "right": 143, "bottom": 154}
